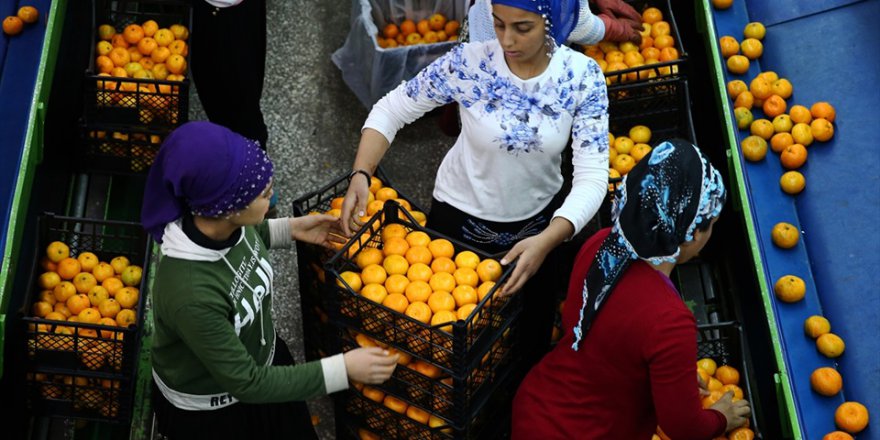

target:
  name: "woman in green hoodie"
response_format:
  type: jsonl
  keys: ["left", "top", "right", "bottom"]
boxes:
{"left": 142, "top": 121, "right": 399, "bottom": 439}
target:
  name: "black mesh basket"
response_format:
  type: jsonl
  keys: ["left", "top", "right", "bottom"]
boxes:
{"left": 83, "top": 0, "right": 191, "bottom": 131}
{"left": 19, "top": 214, "right": 151, "bottom": 423}
{"left": 80, "top": 125, "right": 165, "bottom": 175}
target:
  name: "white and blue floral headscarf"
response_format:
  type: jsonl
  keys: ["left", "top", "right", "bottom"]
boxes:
{"left": 571, "top": 139, "right": 726, "bottom": 350}
{"left": 491, "top": 0, "right": 580, "bottom": 45}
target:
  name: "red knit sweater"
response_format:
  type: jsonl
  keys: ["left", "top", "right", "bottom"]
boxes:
{"left": 512, "top": 228, "right": 726, "bottom": 439}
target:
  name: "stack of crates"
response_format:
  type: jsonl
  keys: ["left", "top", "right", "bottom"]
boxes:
{"left": 80, "top": 0, "right": 192, "bottom": 175}
{"left": 19, "top": 214, "right": 151, "bottom": 423}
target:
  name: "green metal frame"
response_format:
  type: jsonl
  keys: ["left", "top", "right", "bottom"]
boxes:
{"left": 0, "top": 0, "right": 68, "bottom": 379}
{"left": 695, "top": 0, "right": 800, "bottom": 437}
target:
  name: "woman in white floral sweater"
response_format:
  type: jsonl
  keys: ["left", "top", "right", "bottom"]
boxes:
{"left": 341, "top": 0, "right": 609, "bottom": 368}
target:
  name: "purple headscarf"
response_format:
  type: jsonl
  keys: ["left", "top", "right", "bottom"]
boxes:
{"left": 491, "top": 0, "right": 580, "bottom": 45}
{"left": 141, "top": 121, "right": 274, "bottom": 242}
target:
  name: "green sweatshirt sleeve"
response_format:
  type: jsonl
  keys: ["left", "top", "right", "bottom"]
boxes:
{"left": 172, "top": 301, "right": 327, "bottom": 403}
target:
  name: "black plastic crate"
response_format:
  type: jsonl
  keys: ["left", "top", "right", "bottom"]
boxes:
{"left": 293, "top": 168, "right": 425, "bottom": 361}
{"left": 608, "top": 77, "right": 696, "bottom": 144}
{"left": 600, "top": 0, "right": 688, "bottom": 89}
{"left": 323, "top": 202, "right": 520, "bottom": 378}
{"left": 696, "top": 321, "right": 762, "bottom": 437}
{"left": 339, "top": 323, "right": 515, "bottom": 429}
{"left": 25, "top": 371, "right": 132, "bottom": 422}
{"left": 18, "top": 214, "right": 151, "bottom": 423}
{"left": 80, "top": 125, "right": 165, "bottom": 175}
{"left": 84, "top": 0, "right": 191, "bottom": 131}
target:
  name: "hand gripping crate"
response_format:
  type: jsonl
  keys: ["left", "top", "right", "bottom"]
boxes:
{"left": 292, "top": 168, "right": 425, "bottom": 362}
{"left": 18, "top": 214, "right": 151, "bottom": 423}
{"left": 83, "top": 0, "right": 191, "bottom": 134}
{"left": 323, "top": 202, "right": 522, "bottom": 433}
{"left": 697, "top": 321, "right": 762, "bottom": 438}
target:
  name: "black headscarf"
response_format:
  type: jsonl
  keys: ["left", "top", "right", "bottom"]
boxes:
{"left": 571, "top": 139, "right": 727, "bottom": 350}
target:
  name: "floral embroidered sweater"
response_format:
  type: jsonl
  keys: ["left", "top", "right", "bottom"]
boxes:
{"left": 364, "top": 40, "right": 609, "bottom": 236}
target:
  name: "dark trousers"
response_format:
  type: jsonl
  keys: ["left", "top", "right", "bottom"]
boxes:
{"left": 190, "top": 0, "right": 269, "bottom": 149}
{"left": 426, "top": 194, "right": 569, "bottom": 372}
{"left": 152, "top": 336, "right": 317, "bottom": 439}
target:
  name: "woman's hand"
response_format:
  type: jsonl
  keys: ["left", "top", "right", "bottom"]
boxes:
{"left": 340, "top": 174, "right": 371, "bottom": 236}
{"left": 289, "top": 214, "right": 346, "bottom": 249}
{"left": 343, "top": 347, "right": 400, "bottom": 384}
{"left": 710, "top": 391, "right": 751, "bottom": 432}
{"left": 498, "top": 233, "right": 555, "bottom": 296}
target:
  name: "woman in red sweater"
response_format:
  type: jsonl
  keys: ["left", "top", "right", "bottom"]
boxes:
{"left": 512, "top": 138, "right": 751, "bottom": 439}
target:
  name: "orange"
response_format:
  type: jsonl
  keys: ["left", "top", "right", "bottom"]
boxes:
{"left": 726, "top": 55, "right": 749, "bottom": 75}
{"left": 719, "top": 36, "right": 740, "bottom": 58}
{"left": 383, "top": 23, "right": 399, "bottom": 39}
{"left": 361, "top": 264, "right": 387, "bottom": 285}
{"left": 740, "top": 38, "right": 763, "bottom": 59}
{"left": 810, "top": 367, "right": 843, "bottom": 396}
{"left": 153, "top": 28, "right": 173, "bottom": 46}
{"left": 771, "top": 222, "right": 800, "bottom": 249}
{"left": 32, "top": 301, "right": 53, "bottom": 318}
{"left": 102, "top": 277, "right": 124, "bottom": 295}
{"left": 382, "top": 293, "right": 410, "bottom": 313}
{"left": 453, "top": 267, "right": 479, "bottom": 287}
{"left": 707, "top": 377, "right": 723, "bottom": 392}
{"left": 653, "top": 35, "right": 674, "bottom": 50}
{"left": 816, "top": 333, "right": 846, "bottom": 358}
{"left": 383, "top": 395, "right": 408, "bottom": 414}
{"left": 116, "top": 308, "right": 135, "bottom": 326}
{"left": 431, "top": 310, "right": 457, "bottom": 332}
{"left": 407, "top": 405, "right": 431, "bottom": 424}
{"left": 56, "top": 258, "right": 82, "bottom": 280}
{"left": 98, "top": 24, "right": 116, "bottom": 40}
{"left": 360, "top": 283, "right": 388, "bottom": 304}
{"left": 477, "top": 281, "right": 496, "bottom": 302}
{"left": 444, "top": 20, "right": 460, "bottom": 36}
{"left": 169, "top": 24, "right": 188, "bottom": 41}
{"left": 405, "top": 246, "right": 433, "bottom": 265}
{"left": 431, "top": 256, "right": 456, "bottom": 274}
{"left": 98, "top": 298, "right": 121, "bottom": 319}
{"left": 810, "top": 118, "right": 834, "bottom": 142}
{"left": 76, "top": 252, "right": 99, "bottom": 272}
{"left": 762, "top": 95, "right": 787, "bottom": 119}
{"left": 355, "top": 247, "right": 384, "bottom": 269}
{"left": 38, "top": 271, "right": 61, "bottom": 290}
{"left": 457, "top": 303, "right": 477, "bottom": 321}
{"left": 772, "top": 114, "right": 793, "bottom": 134}
{"left": 141, "top": 19, "right": 158, "bottom": 37}
{"left": 804, "top": 315, "right": 831, "bottom": 338}
{"left": 3, "top": 16, "right": 24, "bottom": 36}
{"left": 66, "top": 294, "right": 91, "bottom": 315}
{"left": 362, "top": 386, "right": 385, "bottom": 402}
{"left": 115, "top": 287, "right": 139, "bottom": 308}
{"left": 791, "top": 123, "right": 814, "bottom": 147}
{"left": 810, "top": 102, "right": 836, "bottom": 122}
{"left": 40, "top": 256, "right": 58, "bottom": 272}
{"left": 779, "top": 171, "right": 806, "bottom": 195}
{"left": 110, "top": 256, "right": 130, "bottom": 274}
{"left": 382, "top": 223, "right": 408, "bottom": 241}
{"left": 628, "top": 125, "right": 651, "bottom": 144}
{"left": 373, "top": 187, "right": 397, "bottom": 202}
{"left": 729, "top": 427, "right": 755, "bottom": 440}
{"left": 429, "top": 271, "right": 456, "bottom": 293}
{"left": 642, "top": 7, "right": 663, "bottom": 24}
{"left": 452, "top": 285, "right": 478, "bottom": 307}
{"left": 96, "top": 55, "right": 115, "bottom": 73}
{"left": 771, "top": 79, "right": 793, "bottom": 99}
{"left": 428, "top": 13, "right": 446, "bottom": 31}
{"left": 834, "top": 401, "right": 869, "bottom": 434}
{"left": 734, "top": 107, "right": 754, "bottom": 130}
{"left": 406, "top": 262, "right": 433, "bottom": 283}
{"left": 698, "top": 368, "right": 712, "bottom": 388}
{"left": 78, "top": 308, "right": 102, "bottom": 324}
{"left": 109, "top": 47, "right": 131, "bottom": 67}
{"left": 749, "top": 77, "right": 773, "bottom": 100}
{"left": 750, "top": 119, "right": 774, "bottom": 140}
{"left": 612, "top": 154, "right": 636, "bottom": 175}
{"left": 712, "top": 0, "right": 733, "bottom": 9}
{"left": 111, "top": 33, "right": 129, "bottom": 49}
{"left": 367, "top": 176, "right": 383, "bottom": 193}
{"left": 715, "top": 365, "right": 740, "bottom": 385}
{"left": 405, "top": 301, "right": 432, "bottom": 323}
{"left": 18, "top": 6, "right": 39, "bottom": 24}
{"left": 382, "top": 237, "right": 410, "bottom": 257}
{"left": 789, "top": 105, "right": 812, "bottom": 124}
{"left": 650, "top": 21, "right": 670, "bottom": 38}
{"left": 780, "top": 143, "right": 808, "bottom": 170}
{"left": 774, "top": 275, "right": 805, "bottom": 303}
{"left": 168, "top": 39, "right": 188, "bottom": 56}
{"left": 358, "top": 429, "right": 380, "bottom": 440}
{"left": 337, "top": 271, "right": 363, "bottom": 293}
{"left": 613, "top": 136, "right": 634, "bottom": 154}
{"left": 631, "top": 143, "right": 653, "bottom": 162}
{"left": 73, "top": 272, "right": 98, "bottom": 294}
{"left": 641, "top": 46, "right": 660, "bottom": 61}
{"left": 428, "top": 239, "right": 455, "bottom": 259}
{"left": 743, "top": 22, "right": 766, "bottom": 40}
{"left": 415, "top": 19, "right": 430, "bottom": 36}
{"left": 454, "top": 251, "right": 480, "bottom": 270}
{"left": 123, "top": 24, "right": 145, "bottom": 44}
{"left": 87, "top": 285, "right": 110, "bottom": 307}
{"left": 53, "top": 281, "right": 77, "bottom": 303}
{"left": 697, "top": 358, "right": 718, "bottom": 376}
{"left": 405, "top": 281, "right": 432, "bottom": 303}
{"left": 38, "top": 290, "right": 56, "bottom": 306}
{"left": 43, "top": 311, "right": 68, "bottom": 323}
{"left": 721, "top": 383, "right": 744, "bottom": 401}
{"left": 823, "top": 432, "right": 855, "bottom": 440}
{"left": 476, "top": 259, "right": 502, "bottom": 282}
{"left": 150, "top": 46, "right": 171, "bottom": 63}
{"left": 740, "top": 135, "right": 767, "bottom": 162}
{"left": 384, "top": 274, "right": 410, "bottom": 295}
{"left": 770, "top": 132, "right": 794, "bottom": 153}
{"left": 165, "top": 54, "right": 187, "bottom": 75}
{"left": 427, "top": 291, "right": 456, "bottom": 313}
{"left": 383, "top": 254, "right": 409, "bottom": 276}
{"left": 701, "top": 390, "right": 724, "bottom": 408}
{"left": 405, "top": 231, "right": 431, "bottom": 247}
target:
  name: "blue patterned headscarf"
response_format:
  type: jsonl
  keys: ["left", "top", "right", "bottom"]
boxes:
{"left": 141, "top": 121, "right": 274, "bottom": 243}
{"left": 491, "top": 0, "right": 580, "bottom": 45}
{"left": 571, "top": 139, "right": 726, "bottom": 350}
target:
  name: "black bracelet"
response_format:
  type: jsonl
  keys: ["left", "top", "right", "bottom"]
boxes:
{"left": 349, "top": 169, "right": 372, "bottom": 184}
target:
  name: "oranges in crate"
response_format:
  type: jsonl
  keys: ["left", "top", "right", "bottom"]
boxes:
{"left": 376, "top": 13, "right": 460, "bottom": 48}
{"left": 608, "top": 125, "right": 653, "bottom": 185}
{"left": 28, "top": 241, "right": 142, "bottom": 372}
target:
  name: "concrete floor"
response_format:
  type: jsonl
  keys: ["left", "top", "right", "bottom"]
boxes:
{"left": 188, "top": 1, "right": 452, "bottom": 437}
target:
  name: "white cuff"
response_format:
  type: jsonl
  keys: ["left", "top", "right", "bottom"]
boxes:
{"left": 320, "top": 354, "right": 349, "bottom": 394}
{"left": 268, "top": 218, "right": 292, "bottom": 249}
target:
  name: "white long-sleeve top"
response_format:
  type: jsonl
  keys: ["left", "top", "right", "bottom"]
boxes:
{"left": 364, "top": 40, "right": 609, "bottom": 236}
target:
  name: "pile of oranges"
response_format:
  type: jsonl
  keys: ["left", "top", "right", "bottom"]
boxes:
{"left": 92, "top": 21, "right": 190, "bottom": 124}
{"left": 608, "top": 124, "right": 653, "bottom": 185}
{"left": 582, "top": 7, "right": 681, "bottom": 84}
{"left": 376, "top": 13, "right": 460, "bottom": 48}
{"left": 3, "top": 5, "right": 39, "bottom": 36}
